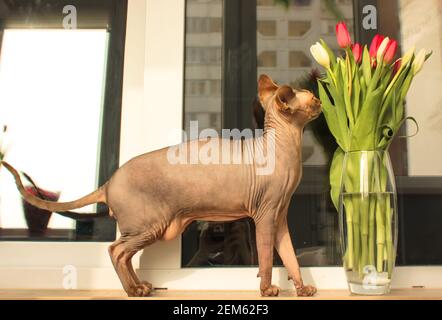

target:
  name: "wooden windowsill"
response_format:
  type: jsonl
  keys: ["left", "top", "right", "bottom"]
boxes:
{"left": 1, "top": 289, "right": 442, "bottom": 300}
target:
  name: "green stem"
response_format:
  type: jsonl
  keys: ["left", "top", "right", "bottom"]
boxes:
{"left": 360, "top": 152, "right": 374, "bottom": 275}
{"left": 379, "top": 155, "right": 394, "bottom": 277}
{"left": 344, "top": 197, "right": 354, "bottom": 270}
{"left": 376, "top": 192, "right": 386, "bottom": 273}
{"left": 385, "top": 186, "right": 394, "bottom": 277}
{"left": 360, "top": 196, "right": 370, "bottom": 275}
{"left": 368, "top": 196, "right": 376, "bottom": 266}
{"left": 351, "top": 198, "right": 360, "bottom": 274}
{"left": 368, "top": 154, "right": 378, "bottom": 267}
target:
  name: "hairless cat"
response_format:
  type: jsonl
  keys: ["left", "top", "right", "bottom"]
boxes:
{"left": 2, "top": 74, "right": 321, "bottom": 297}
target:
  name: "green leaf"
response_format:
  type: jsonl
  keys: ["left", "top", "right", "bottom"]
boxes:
{"left": 397, "top": 117, "right": 419, "bottom": 139}
{"left": 328, "top": 83, "right": 350, "bottom": 150}
{"left": 362, "top": 46, "right": 372, "bottom": 87}
{"left": 330, "top": 147, "right": 345, "bottom": 211}
{"left": 318, "top": 81, "right": 344, "bottom": 148}
{"left": 379, "top": 89, "right": 394, "bottom": 126}
{"left": 360, "top": 74, "right": 367, "bottom": 103}
{"left": 366, "top": 60, "right": 384, "bottom": 95}
{"left": 335, "top": 58, "right": 345, "bottom": 87}
{"left": 352, "top": 72, "right": 361, "bottom": 120}
{"left": 351, "top": 85, "right": 384, "bottom": 150}
{"left": 343, "top": 56, "right": 355, "bottom": 128}
{"left": 425, "top": 51, "right": 433, "bottom": 61}
{"left": 399, "top": 72, "right": 413, "bottom": 102}
{"left": 383, "top": 62, "right": 411, "bottom": 103}
{"left": 380, "top": 67, "right": 394, "bottom": 89}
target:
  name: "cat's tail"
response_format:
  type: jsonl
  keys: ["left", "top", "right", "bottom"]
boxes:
{"left": 1, "top": 161, "right": 108, "bottom": 213}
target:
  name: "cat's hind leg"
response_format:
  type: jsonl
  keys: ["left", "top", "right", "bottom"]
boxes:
{"left": 108, "top": 231, "right": 158, "bottom": 297}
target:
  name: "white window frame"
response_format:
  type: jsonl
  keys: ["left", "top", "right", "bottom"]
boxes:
{"left": 0, "top": 0, "right": 441, "bottom": 291}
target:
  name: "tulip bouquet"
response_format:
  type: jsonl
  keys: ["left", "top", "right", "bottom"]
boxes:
{"left": 310, "top": 22, "right": 431, "bottom": 281}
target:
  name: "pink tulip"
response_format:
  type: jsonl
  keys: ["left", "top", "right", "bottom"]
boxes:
{"left": 352, "top": 43, "right": 362, "bottom": 63}
{"left": 369, "top": 34, "right": 385, "bottom": 58}
{"left": 384, "top": 40, "right": 398, "bottom": 64}
{"left": 335, "top": 22, "right": 352, "bottom": 48}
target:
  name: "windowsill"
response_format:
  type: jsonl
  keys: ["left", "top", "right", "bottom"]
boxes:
{"left": 1, "top": 289, "right": 442, "bottom": 300}
{"left": 0, "top": 228, "right": 74, "bottom": 241}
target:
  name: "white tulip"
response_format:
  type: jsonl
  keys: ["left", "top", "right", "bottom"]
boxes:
{"left": 376, "top": 37, "right": 390, "bottom": 62}
{"left": 412, "top": 49, "right": 427, "bottom": 76}
{"left": 310, "top": 42, "right": 330, "bottom": 69}
{"left": 401, "top": 46, "right": 415, "bottom": 67}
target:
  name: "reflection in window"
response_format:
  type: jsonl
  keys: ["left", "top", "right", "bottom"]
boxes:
{"left": 187, "top": 17, "right": 222, "bottom": 33}
{"left": 182, "top": 0, "right": 354, "bottom": 268}
{"left": 288, "top": 21, "right": 311, "bottom": 37}
{"left": 0, "top": 29, "right": 108, "bottom": 233}
{"left": 258, "top": 51, "right": 277, "bottom": 67}
{"left": 289, "top": 51, "right": 311, "bottom": 68}
{"left": 182, "top": 0, "right": 442, "bottom": 267}
{"left": 258, "top": 20, "right": 277, "bottom": 37}
{"left": 184, "top": 0, "right": 223, "bottom": 134}
{"left": 186, "top": 47, "right": 222, "bottom": 64}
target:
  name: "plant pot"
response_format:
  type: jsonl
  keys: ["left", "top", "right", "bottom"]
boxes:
{"left": 22, "top": 186, "right": 60, "bottom": 237}
{"left": 339, "top": 150, "right": 398, "bottom": 295}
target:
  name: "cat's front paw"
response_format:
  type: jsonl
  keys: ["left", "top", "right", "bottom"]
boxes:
{"left": 260, "top": 284, "right": 280, "bottom": 297}
{"left": 296, "top": 285, "right": 317, "bottom": 297}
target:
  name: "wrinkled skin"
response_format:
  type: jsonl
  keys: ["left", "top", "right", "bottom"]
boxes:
{"left": 4, "top": 74, "right": 321, "bottom": 297}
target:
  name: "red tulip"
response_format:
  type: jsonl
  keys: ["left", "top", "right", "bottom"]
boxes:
{"left": 384, "top": 40, "right": 398, "bottom": 64}
{"left": 369, "top": 34, "right": 385, "bottom": 58}
{"left": 392, "top": 59, "right": 401, "bottom": 77}
{"left": 352, "top": 43, "right": 362, "bottom": 63}
{"left": 335, "top": 22, "right": 352, "bottom": 48}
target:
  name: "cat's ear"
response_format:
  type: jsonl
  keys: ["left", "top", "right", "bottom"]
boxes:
{"left": 275, "top": 85, "right": 297, "bottom": 113}
{"left": 258, "top": 74, "right": 278, "bottom": 110}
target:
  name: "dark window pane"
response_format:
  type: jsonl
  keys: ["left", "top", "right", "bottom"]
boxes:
{"left": 182, "top": 0, "right": 442, "bottom": 267}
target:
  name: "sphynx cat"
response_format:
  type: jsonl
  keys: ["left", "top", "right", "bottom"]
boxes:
{"left": 3, "top": 74, "right": 321, "bottom": 297}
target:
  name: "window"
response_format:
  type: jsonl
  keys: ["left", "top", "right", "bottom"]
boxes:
{"left": 184, "top": 0, "right": 223, "bottom": 134}
{"left": 289, "top": 51, "right": 311, "bottom": 68}
{"left": 257, "top": 20, "right": 277, "bottom": 37}
{"left": 0, "top": 0, "right": 127, "bottom": 241}
{"left": 187, "top": 17, "right": 222, "bottom": 33}
{"left": 182, "top": 0, "right": 442, "bottom": 268}
{"left": 288, "top": 21, "right": 311, "bottom": 37}
{"left": 258, "top": 51, "right": 277, "bottom": 67}
{"left": 321, "top": 19, "right": 353, "bottom": 36}
{"left": 186, "top": 47, "right": 222, "bottom": 64}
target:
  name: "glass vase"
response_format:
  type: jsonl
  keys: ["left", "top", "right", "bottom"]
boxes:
{"left": 339, "top": 150, "right": 398, "bottom": 295}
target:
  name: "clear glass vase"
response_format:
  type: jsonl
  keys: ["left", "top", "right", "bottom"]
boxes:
{"left": 339, "top": 150, "right": 398, "bottom": 295}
